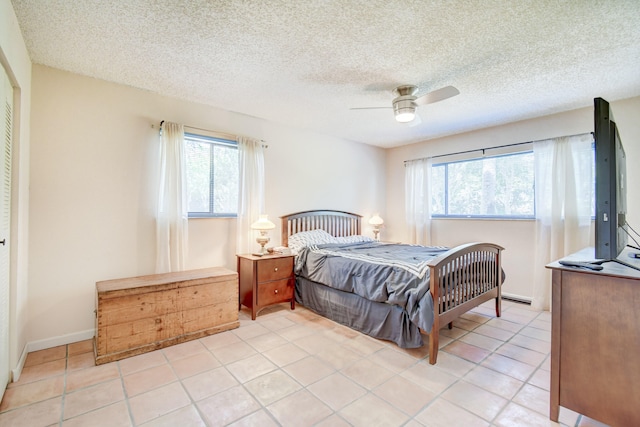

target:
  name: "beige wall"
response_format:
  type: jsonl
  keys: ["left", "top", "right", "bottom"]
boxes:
{"left": 28, "top": 65, "right": 386, "bottom": 343}
{"left": 385, "top": 96, "right": 640, "bottom": 300}
{"left": 1, "top": 0, "right": 32, "bottom": 377}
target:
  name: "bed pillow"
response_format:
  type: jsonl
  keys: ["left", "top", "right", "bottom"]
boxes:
{"left": 288, "top": 229, "right": 336, "bottom": 254}
{"left": 334, "top": 235, "right": 375, "bottom": 244}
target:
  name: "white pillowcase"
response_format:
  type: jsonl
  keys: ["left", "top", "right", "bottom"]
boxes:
{"left": 288, "top": 229, "right": 336, "bottom": 254}
{"left": 334, "top": 235, "right": 375, "bottom": 244}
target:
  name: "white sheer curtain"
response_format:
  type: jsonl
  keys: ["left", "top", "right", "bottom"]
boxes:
{"left": 156, "top": 122, "right": 188, "bottom": 273}
{"left": 405, "top": 158, "right": 432, "bottom": 245}
{"left": 532, "top": 133, "right": 594, "bottom": 310}
{"left": 236, "top": 136, "right": 265, "bottom": 255}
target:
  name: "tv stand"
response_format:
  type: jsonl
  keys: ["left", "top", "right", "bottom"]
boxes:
{"left": 560, "top": 251, "right": 640, "bottom": 273}
{"left": 547, "top": 247, "right": 640, "bottom": 426}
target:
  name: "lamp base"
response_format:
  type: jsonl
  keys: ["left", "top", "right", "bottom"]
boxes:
{"left": 255, "top": 234, "right": 270, "bottom": 256}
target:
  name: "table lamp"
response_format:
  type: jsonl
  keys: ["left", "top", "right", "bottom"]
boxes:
{"left": 251, "top": 214, "right": 276, "bottom": 255}
{"left": 369, "top": 214, "right": 384, "bottom": 241}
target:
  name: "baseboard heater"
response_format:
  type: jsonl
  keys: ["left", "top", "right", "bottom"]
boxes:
{"left": 501, "top": 294, "right": 532, "bottom": 305}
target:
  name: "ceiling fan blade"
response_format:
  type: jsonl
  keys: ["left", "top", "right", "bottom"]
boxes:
{"left": 414, "top": 86, "right": 460, "bottom": 106}
{"left": 350, "top": 107, "right": 392, "bottom": 110}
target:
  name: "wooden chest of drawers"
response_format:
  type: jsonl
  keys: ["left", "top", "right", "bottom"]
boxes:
{"left": 95, "top": 267, "right": 239, "bottom": 364}
{"left": 237, "top": 254, "right": 295, "bottom": 320}
{"left": 547, "top": 248, "right": 640, "bottom": 426}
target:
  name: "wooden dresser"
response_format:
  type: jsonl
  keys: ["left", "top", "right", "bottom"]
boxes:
{"left": 547, "top": 247, "right": 640, "bottom": 426}
{"left": 95, "top": 267, "right": 239, "bottom": 364}
{"left": 237, "top": 253, "right": 295, "bottom": 320}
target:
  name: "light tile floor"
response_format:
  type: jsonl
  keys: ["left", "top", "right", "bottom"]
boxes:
{"left": 0, "top": 300, "right": 610, "bottom": 427}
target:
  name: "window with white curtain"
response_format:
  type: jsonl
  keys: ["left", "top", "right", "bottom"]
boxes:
{"left": 431, "top": 151, "right": 536, "bottom": 218}
{"left": 184, "top": 133, "right": 238, "bottom": 217}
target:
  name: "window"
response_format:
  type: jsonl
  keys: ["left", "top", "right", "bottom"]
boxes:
{"left": 431, "top": 151, "right": 535, "bottom": 218}
{"left": 184, "top": 133, "right": 238, "bottom": 218}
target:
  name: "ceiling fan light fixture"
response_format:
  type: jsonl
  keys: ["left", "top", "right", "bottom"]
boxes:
{"left": 393, "top": 99, "right": 416, "bottom": 123}
{"left": 395, "top": 110, "right": 415, "bottom": 123}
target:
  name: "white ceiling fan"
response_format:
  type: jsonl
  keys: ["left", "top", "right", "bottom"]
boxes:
{"left": 351, "top": 85, "right": 460, "bottom": 124}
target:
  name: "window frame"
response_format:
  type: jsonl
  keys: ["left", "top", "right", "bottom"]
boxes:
{"left": 431, "top": 150, "right": 536, "bottom": 220}
{"left": 184, "top": 132, "right": 238, "bottom": 219}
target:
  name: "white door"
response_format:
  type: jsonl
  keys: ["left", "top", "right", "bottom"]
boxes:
{"left": 0, "top": 66, "right": 13, "bottom": 401}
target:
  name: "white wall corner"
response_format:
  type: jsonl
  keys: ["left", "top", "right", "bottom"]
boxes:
{"left": 10, "top": 342, "right": 28, "bottom": 382}
{"left": 12, "top": 329, "right": 95, "bottom": 382}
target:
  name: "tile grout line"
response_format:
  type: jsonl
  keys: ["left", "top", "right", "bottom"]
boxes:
{"left": 58, "top": 344, "right": 68, "bottom": 427}
{"left": 115, "top": 357, "right": 138, "bottom": 427}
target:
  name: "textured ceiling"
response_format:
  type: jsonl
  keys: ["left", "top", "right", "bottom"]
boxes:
{"left": 11, "top": 0, "right": 640, "bottom": 148}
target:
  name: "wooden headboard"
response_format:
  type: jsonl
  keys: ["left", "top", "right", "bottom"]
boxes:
{"left": 280, "top": 210, "right": 362, "bottom": 247}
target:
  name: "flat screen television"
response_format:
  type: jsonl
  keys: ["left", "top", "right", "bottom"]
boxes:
{"left": 594, "top": 97, "right": 628, "bottom": 260}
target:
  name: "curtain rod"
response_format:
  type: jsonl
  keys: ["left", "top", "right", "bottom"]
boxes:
{"left": 158, "top": 120, "right": 268, "bottom": 147}
{"left": 404, "top": 131, "right": 593, "bottom": 164}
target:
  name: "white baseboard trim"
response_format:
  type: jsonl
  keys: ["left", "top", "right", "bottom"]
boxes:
{"left": 502, "top": 292, "right": 532, "bottom": 305}
{"left": 11, "top": 344, "right": 29, "bottom": 383}
{"left": 28, "top": 329, "right": 95, "bottom": 353}
{"left": 11, "top": 329, "right": 95, "bottom": 382}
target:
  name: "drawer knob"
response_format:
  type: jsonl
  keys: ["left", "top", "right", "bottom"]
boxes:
{"left": 274, "top": 289, "right": 279, "bottom": 294}
{"left": 274, "top": 267, "right": 278, "bottom": 272}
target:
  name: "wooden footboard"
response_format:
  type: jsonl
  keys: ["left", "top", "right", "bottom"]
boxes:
{"left": 426, "top": 242, "right": 504, "bottom": 364}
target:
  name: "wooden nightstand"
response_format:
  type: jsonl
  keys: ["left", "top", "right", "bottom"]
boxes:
{"left": 237, "top": 253, "right": 295, "bottom": 320}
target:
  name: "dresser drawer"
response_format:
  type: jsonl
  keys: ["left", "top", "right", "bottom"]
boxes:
{"left": 257, "top": 278, "right": 294, "bottom": 306}
{"left": 257, "top": 257, "right": 294, "bottom": 282}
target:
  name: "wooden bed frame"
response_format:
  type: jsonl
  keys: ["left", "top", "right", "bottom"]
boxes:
{"left": 281, "top": 209, "right": 504, "bottom": 364}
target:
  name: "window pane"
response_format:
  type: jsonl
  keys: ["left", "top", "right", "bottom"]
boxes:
{"left": 493, "top": 152, "right": 534, "bottom": 216}
{"left": 185, "top": 141, "right": 211, "bottom": 213}
{"left": 448, "top": 159, "right": 483, "bottom": 215}
{"left": 213, "top": 144, "right": 238, "bottom": 214}
{"left": 431, "top": 165, "right": 445, "bottom": 215}
{"left": 185, "top": 135, "right": 238, "bottom": 217}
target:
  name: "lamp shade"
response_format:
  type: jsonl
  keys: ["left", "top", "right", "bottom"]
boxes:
{"left": 251, "top": 214, "right": 276, "bottom": 231}
{"left": 369, "top": 214, "right": 384, "bottom": 226}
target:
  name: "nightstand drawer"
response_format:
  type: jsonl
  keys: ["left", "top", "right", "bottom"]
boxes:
{"left": 257, "top": 257, "right": 294, "bottom": 282}
{"left": 257, "top": 278, "right": 294, "bottom": 306}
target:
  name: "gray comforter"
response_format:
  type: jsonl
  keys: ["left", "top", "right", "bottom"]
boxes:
{"left": 295, "top": 242, "right": 449, "bottom": 333}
